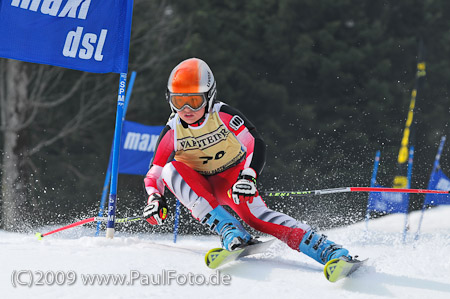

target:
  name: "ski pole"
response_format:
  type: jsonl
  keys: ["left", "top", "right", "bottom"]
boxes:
{"left": 263, "top": 186, "right": 450, "bottom": 197}
{"left": 36, "top": 215, "right": 143, "bottom": 240}
{"left": 94, "top": 216, "right": 143, "bottom": 223}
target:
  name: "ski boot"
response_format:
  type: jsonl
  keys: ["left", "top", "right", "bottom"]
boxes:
{"left": 201, "top": 206, "right": 252, "bottom": 251}
{"left": 299, "top": 230, "right": 351, "bottom": 265}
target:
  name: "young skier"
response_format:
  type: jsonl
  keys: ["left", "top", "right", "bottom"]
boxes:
{"left": 143, "top": 57, "right": 353, "bottom": 265}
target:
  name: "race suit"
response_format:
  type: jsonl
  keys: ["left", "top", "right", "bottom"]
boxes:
{"left": 144, "top": 101, "right": 310, "bottom": 250}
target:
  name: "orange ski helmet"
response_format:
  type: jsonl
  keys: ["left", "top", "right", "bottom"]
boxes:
{"left": 166, "top": 58, "right": 217, "bottom": 112}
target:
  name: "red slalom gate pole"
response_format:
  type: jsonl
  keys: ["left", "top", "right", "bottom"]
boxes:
{"left": 35, "top": 215, "right": 144, "bottom": 239}
{"left": 36, "top": 217, "right": 96, "bottom": 239}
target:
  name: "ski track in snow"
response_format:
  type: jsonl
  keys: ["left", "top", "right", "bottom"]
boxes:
{"left": 1, "top": 206, "right": 450, "bottom": 299}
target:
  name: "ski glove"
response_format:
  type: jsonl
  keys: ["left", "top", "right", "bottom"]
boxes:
{"left": 231, "top": 168, "right": 259, "bottom": 204}
{"left": 143, "top": 193, "right": 168, "bottom": 225}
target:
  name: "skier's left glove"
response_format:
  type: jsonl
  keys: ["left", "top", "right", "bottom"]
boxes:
{"left": 143, "top": 193, "right": 168, "bottom": 225}
{"left": 231, "top": 168, "right": 259, "bottom": 204}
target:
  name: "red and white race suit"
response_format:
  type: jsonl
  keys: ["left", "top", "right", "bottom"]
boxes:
{"left": 144, "top": 102, "right": 310, "bottom": 250}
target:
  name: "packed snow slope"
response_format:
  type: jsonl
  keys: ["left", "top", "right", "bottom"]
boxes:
{"left": 1, "top": 206, "right": 450, "bottom": 299}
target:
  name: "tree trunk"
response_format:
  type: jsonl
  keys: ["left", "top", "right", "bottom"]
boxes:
{"left": 1, "top": 60, "right": 29, "bottom": 231}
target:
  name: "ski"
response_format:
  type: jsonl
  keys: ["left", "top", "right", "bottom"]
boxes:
{"left": 324, "top": 256, "right": 367, "bottom": 282}
{"left": 205, "top": 238, "right": 276, "bottom": 269}
{"left": 205, "top": 238, "right": 367, "bottom": 282}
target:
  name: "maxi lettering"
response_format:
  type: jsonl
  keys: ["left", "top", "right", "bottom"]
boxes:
{"left": 11, "top": 0, "right": 92, "bottom": 20}
{"left": 124, "top": 133, "right": 159, "bottom": 152}
{"left": 63, "top": 27, "right": 107, "bottom": 61}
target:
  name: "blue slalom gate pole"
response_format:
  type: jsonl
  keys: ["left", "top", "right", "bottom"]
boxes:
{"left": 105, "top": 72, "right": 127, "bottom": 238}
{"left": 95, "top": 154, "right": 113, "bottom": 236}
{"left": 403, "top": 146, "right": 414, "bottom": 243}
{"left": 415, "top": 136, "right": 446, "bottom": 241}
{"left": 122, "top": 71, "right": 136, "bottom": 115}
{"left": 365, "top": 150, "right": 380, "bottom": 231}
{"left": 370, "top": 150, "right": 381, "bottom": 188}
{"left": 173, "top": 200, "right": 181, "bottom": 243}
{"left": 96, "top": 72, "right": 136, "bottom": 236}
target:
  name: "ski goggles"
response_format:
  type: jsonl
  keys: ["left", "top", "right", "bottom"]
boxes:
{"left": 168, "top": 93, "right": 207, "bottom": 112}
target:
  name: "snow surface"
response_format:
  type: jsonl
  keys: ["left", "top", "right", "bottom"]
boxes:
{"left": 1, "top": 206, "right": 450, "bottom": 299}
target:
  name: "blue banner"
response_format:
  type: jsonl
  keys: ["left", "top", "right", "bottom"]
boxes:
{"left": 424, "top": 170, "right": 450, "bottom": 206}
{"left": 367, "top": 184, "right": 409, "bottom": 214}
{"left": 0, "top": 0, "right": 134, "bottom": 73}
{"left": 119, "top": 121, "right": 164, "bottom": 175}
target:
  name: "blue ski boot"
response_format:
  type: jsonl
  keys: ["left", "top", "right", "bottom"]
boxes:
{"left": 201, "top": 206, "right": 252, "bottom": 251}
{"left": 299, "top": 230, "right": 351, "bottom": 265}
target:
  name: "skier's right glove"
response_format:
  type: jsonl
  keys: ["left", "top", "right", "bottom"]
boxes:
{"left": 143, "top": 193, "right": 168, "bottom": 225}
{"left": 231, "top": 168, "right": 259, "bottom": 205}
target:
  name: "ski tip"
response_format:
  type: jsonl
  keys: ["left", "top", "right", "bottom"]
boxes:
{"left": 35, "top": 232, "right": 43, "bottom": 240}
{"left": 324, "top": 256, "right": 368, "bottom": 282}
{"left": 205, "top": 248, "right": 223, "bottom": 269}
{"left": 324, "top": 258, "right": 340, "bottom": 282}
